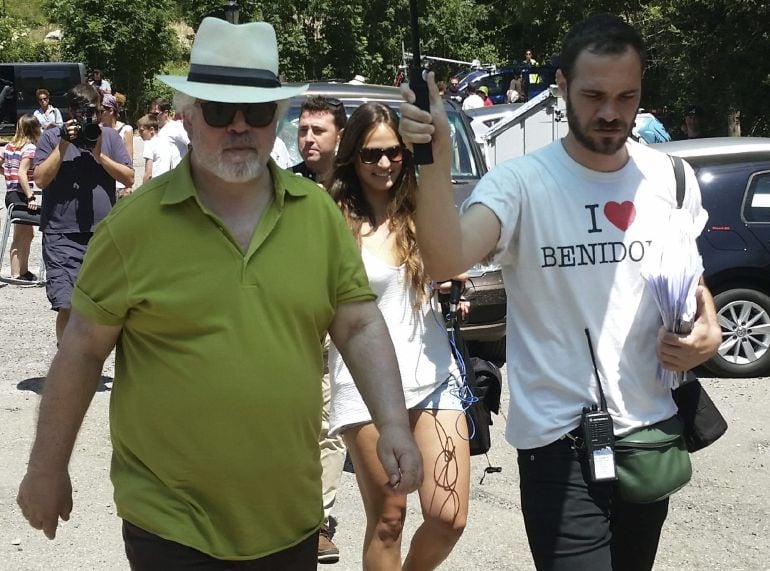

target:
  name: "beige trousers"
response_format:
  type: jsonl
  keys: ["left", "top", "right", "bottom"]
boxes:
{"left": 320, "top": 369, "right": 346, "bottom": 523}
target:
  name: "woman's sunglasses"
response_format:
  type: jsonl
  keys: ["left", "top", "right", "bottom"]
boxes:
{"left": 359, "top": 145, "right": 404, "bottom": 165}
{"left": 198, "top": 101, "right": 277, "bottom": 128}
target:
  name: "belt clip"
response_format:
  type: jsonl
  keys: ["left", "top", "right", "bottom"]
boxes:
{"left": 563, "top": 431, "right": 583, "bottom": 450}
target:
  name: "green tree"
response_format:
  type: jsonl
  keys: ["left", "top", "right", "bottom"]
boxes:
{"left": 47, "top": 0, "right": 181, "bottom": 120}
{"left": 654, "top": 1, "right": 770, "bottom": 136}
{"left": 0, "top": 16, "right": 55, "bottom": 62}
{"left": 175, "top": 0, "right": 497, "bottom": 85}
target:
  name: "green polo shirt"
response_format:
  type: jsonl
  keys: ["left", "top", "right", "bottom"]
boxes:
{"left": 71, "top": 157, "right": 375, "bottom": 560}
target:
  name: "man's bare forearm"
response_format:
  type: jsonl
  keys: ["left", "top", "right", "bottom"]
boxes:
{"left": 414, "top": 160, "right": 466, "bottom": 280}
{"left": 27, "top": 313, "right": 121, "bottom": 475}
{"left": 98, "top": 153, "right": 134, "bottom": 187}
{"left": 34, "top": 140, "right": 68, "bottom": 189}
{"left": 27, "top": 352, "right": 104, "bottom": 474}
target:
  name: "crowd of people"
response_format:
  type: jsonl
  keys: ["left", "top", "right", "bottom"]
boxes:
{"left": 7, "top": 12, "right": 724, "bottom": 571}
{"left": 1, "top": 71, "right": 187, "bottom": 287}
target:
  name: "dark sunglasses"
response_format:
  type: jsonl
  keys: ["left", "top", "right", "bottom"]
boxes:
{"left": 325, "top": 97, "right": 343, "bottom": 108}
{"left": 39, "top": 96, "right": 49, "bottom": 102}
{"left": 359, "top": 145, "right": 404, "bottom": 165}
{"left": 198, "top": 101, "right": 277, "bottom": 128}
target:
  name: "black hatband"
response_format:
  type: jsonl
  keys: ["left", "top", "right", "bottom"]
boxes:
{"left": 186, "top": 64, "right": 281, "bottom": 88}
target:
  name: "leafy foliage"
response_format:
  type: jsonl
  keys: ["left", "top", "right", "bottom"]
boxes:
{"left": 46, "top": 0, "right": 181, "bottom": 120}
{"left": 0, "top": 16, "right": 56, "bottom": 62}
{"left": 12, "top": 0, "right": 765, "bottom": 135}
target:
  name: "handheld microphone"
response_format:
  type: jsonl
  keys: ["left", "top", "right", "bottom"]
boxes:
{"left": 449, "top": 280, "right": 463, "bottom": 315}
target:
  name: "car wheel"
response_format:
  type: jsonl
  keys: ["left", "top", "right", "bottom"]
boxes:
{"left": 468, "top": 338, "right": 506, "bottom": 366}
{"left": 706, "top": 288, "right": 770, "bottom": 378}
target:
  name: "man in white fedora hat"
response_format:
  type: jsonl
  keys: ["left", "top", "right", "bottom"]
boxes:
{"left": 17, "top": 17, "right": 422, "bottom": 569}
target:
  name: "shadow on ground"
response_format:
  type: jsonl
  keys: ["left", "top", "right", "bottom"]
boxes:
{"left": 17, "top": 376, "right": 113, "bottom": 394}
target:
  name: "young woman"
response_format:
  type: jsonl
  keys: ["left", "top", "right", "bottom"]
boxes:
{"left": 1, "top": 114, "right": 41, "bottom": 281}
{"left": 327, "top": 102, "right": 470, "bottom": 570}
{"left": 100, "top": 93, "right": 134, "bottom": 196}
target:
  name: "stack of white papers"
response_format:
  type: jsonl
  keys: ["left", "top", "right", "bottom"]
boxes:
{"left": 641, "top": 208, "right": 704, "bottom": 388}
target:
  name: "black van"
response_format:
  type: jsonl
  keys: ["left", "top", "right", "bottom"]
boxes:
{"left": 0, "top": 62, "right": 86, "bottom": 137}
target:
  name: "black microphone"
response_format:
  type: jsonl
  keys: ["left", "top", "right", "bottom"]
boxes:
{"left": 449, "top": 280, "right": 463, "bottom": 315}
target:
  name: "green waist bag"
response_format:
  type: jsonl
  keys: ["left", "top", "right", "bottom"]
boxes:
{"left": 615, "top": 415, "right": 692, "bottom": 504}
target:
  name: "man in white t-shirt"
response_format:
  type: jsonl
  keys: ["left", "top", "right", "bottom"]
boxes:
{"left": 461, "top": 84, "right": 484, "bottom": 111}
{"left": 400, "top": 14, "right": 721, "bottom": 571}
{"left": 151, "top": 98, "right": 190, "bottom": 162}
{"left": 137, "top": 114, "right": 180, "bottom": 182}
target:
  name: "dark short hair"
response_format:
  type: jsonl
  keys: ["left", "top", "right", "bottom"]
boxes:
{"left": 35, "top": 88, "right": 50, "bottom": 99}
{"left": 559, "top": 14, "right": 645, "bottom": 81}
{"left": 66, "top": 83, "right": 101, "bottom": 109}
{"left": 299, "top": 95, "right": 347, "bottom": 131}
{"left": 151, "top": 97, "right": 172, "bottom": 113}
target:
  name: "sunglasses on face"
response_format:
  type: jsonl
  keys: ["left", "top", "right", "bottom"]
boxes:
{"left": 198, "top": 101, "right": 277, "bottom": 128}
{"left": 359, "top": 145, "right": 404, "bottom": 165}
{"left": 39, "top": 97, "right": 49, "bottom": 102}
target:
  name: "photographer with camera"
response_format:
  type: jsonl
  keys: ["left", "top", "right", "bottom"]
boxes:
{"left": 34, "top": 83, "right": 133, "bottom": 343}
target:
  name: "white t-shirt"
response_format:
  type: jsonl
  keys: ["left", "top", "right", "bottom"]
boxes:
{"left": 463, "top": 140, "right": 708, "bottom": 449}
{"left": 270, "top": 137, "right": 292, "bottom": 169}
{"left": 142, "top": 136, "right": 180, "bottom": 178}
{"left": 462, "top": 94, "right": 485, "bottom": 110}
{"left": 158, "top": 120, "right": 189, "bottom": 163}
{"left": 328, "top": 247, "right": 460, "bottom": 434}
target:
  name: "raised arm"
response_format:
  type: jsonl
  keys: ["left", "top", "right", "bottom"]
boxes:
{"left": 34, "top": 126, "right": 73, "bottom": 189}
{"left": 328, "top": 300, "right": 423, "bottom": 493}
{"left": 399, "top": 72, "right": 501, "bottom": 281}
{"left": 93, "top": 133, "right": 134, "bottom": 188}
{"left": 17, "top": 310, "right": 122, "bottom": 539}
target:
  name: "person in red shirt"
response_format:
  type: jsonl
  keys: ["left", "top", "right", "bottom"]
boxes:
{"left": 478, "top": 85, "right": 494, "bottom": 106}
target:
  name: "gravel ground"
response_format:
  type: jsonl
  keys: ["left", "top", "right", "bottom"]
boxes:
{"left": 1, "top": 152, "right": 768, "bottom": 570}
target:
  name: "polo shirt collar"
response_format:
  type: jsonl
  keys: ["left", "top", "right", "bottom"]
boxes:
{"left": 160, "top": 155, "right": 309, "bottom": 208}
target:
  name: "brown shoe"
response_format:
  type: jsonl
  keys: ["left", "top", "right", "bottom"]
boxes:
{"left": 318, "top": 525, "right": 339, "bottom": 564}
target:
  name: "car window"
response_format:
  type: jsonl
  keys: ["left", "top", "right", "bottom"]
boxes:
{"left": 744, "top": 171, "right": 770, "bottom": 223}
{"left": 276, "top": 101, "right": 478, "bottom": 178}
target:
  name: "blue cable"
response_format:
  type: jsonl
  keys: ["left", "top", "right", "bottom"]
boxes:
{"left": 429, "top": 282, "right": 480, "bottom": 442}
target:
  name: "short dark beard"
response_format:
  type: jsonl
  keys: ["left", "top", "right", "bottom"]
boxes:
{"left": 566, "top": 99, "right": 633, "bottom": 156}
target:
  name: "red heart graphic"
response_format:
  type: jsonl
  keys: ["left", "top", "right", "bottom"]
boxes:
{"left": 604, "top": 201, "right": 636, "bottom": 231}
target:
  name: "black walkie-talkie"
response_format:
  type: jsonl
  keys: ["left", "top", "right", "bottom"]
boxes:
{"left": 582, "top": 329, "right": 618, "bottom": 482}
{"left": 581, "top": 405, "right": 617, "bottom": 482}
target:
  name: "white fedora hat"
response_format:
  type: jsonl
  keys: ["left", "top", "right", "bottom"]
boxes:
{"left": 158, "top": 17, "right": 308, "bottom": 103}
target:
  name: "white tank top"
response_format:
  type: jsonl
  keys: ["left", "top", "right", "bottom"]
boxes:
{"left": 328, "top": 247, "right": 460, "bottom": 433}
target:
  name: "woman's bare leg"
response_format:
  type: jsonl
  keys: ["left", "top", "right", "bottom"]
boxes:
{"left": 403, "top": 409, "right": 470, "bottom": 571}
{"left": 344, "top": 423, "right": 408, "bottom": 571}
{"left": 9, "top": 224, "right": 33, "bottom": 277}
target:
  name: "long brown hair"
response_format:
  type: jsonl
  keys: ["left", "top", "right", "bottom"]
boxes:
{"left": 9, "top": 114, "right": 41, "bottom": 149}
{"left": 326, "top": 102, "right": 426, "bottom": 303}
